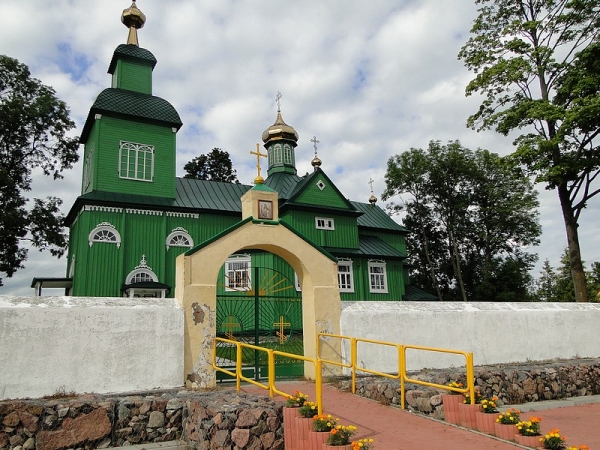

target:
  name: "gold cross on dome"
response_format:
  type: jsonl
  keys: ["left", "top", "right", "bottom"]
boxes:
{"left": 274, "top": 315, "right": 291, "bottom": 344}
{"left": 275, "top": 91, "right": 282, "bottom": 111}
{"left": 310, "top": 136, "right": 320, "bottom": 156}
{"left": 369, "top": 177, "right": 375, "bottom": 193}
{"left": 250, "top": 143, "right": 268, "bottom": 184}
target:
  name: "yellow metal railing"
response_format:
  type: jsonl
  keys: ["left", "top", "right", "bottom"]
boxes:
{"left": 317, "top": 333, "right": 475, "bottom": 409}
{"left": 212, "top": 337, "right": 323, "bottom": 414}
{"left": 212, "top": 335, "right": 475, "bottom": 414}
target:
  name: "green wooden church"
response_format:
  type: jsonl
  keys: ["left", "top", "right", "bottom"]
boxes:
{"left": 34, "top": 2, "right": 435, "bottom": 306}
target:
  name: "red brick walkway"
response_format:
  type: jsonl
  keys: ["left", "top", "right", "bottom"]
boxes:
{"left": 241, "top": 381, "right": 600, "bottom": 450}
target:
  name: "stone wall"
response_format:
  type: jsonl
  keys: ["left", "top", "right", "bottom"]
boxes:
{"left": 0, "top": 389, "right": 283, "bottom": 450}
{"left": 347, "top": 358, "right": 600, "bottom": 419}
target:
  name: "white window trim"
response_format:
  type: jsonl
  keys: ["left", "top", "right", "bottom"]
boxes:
{"left": 126, "top": 255, "right": 158, "bottom": 284}
{"left": 337, "top": 259, "right": 354, "bottom": 293}
{"left": 166, "top": 227, "right": 194, "bottom": 250}
{"left": 315, "top": 217, "right": 335, "bottom": 230}
{"left": 225, "top": 254, "right": 252, "bottom": 291}
{"left": 118, "top": 140, "right": 155, "bottom": 182}
{"left": 368, "top": 260, "right": 388, "bottom": 294}
{"left": 88, "top": 222, "right": 121, "bottom": 248}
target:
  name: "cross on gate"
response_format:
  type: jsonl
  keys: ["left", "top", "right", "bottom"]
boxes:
{"left": 223, "top": 315, "right": 240, "bottom": 341}
{"left": 273, "top": 315, "right": 291, "bottom": 344}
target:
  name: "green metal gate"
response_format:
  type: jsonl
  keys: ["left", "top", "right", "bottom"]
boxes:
{"left": 215, "top": 266, "right": 303, "bottom": 381}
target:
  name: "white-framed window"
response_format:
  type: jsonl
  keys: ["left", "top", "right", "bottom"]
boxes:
{"left": 283, "top": 143, "right": 293, "bottom": 164}
{"left": 294, "top": 272, "right": 302, "bottom": 292}
{"left": 88, "top": 222, "right": 121, "bottom": 248}
{"left": 271, "top": 143, "right": 282, "bottom": 165}
{"left": 337, "top": 259, "right": 354, "bottom": 293}
{"left": 123, "top": 255, "right": 168, "bottom": 298}
{"left": 368, "top": 260, "right": 388, "bottom": 293}
{"left": 225, "top": 254, "right": 251, "bottom": 291}
{"left": 166, "top": 227, "right": 194, "bottom": 250}
{"left": 126, "top": 255, "right": 158, "bottom": 284}
{"left": 316, "top": 180, "right": 326, "bottom": 190}
{"left": 316, "top": 217, "right": 335, "bottom": 230}
{"left": 119, "top": 140, "right": 154, "bottom": 182}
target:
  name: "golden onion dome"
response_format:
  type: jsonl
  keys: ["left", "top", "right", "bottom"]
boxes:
{"left": 122, "top": 1, "right": 146, "bottom": 46}
{"left": 311, "top": 155, "right": 322, "bottom": 168}
{"left": 369, "top": 194, "right": 377, "bottom": 205}
{"left": 262, "top": 111, "right": 299, "bottom": 144}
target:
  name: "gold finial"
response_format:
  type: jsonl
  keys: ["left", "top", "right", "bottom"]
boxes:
{"left": 250, "top": 143, "right": 268, "bottom": 184}
{"left": 310, "top": 135, "right": 322, "bottom": 170}
{"left": 122, "top": 1, "right": 146, "bottom": 46}
{"left": 368, "top": 177, "right": 377, "bottom": 205}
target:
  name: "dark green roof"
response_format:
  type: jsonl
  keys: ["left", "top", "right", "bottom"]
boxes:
{"left": 264, "top": 172, "right": 303, "bottom": 199}
{"left": 66, "top": 176, "right": 407, "bottom": 239}
{"left": 403, "top": 285, "right": 439, "bottom": 301}
{"left": 325, "top": 235, "right": 406, "bottom": 260}
{"left": 65, "top": 179, "right": 253, "bottom": 224}
{"left": 352, "top": 201, "right": 407, "bottom": 232}
{"left": 80, "top": 88, "right": 183, "bottom": 142}
{"left": 175, "top": 178, "right": 251, "bottom": 211}
{"left": 108, "top": 44, "right": 157, "bottom": 73}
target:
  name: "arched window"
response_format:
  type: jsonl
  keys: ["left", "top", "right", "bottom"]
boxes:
{"left": 88, "top": 223, "right": 121, "bottom": 248}
{"left": 125, "top": 255, "right": 158, "bottom": 284}
{"left": 283, "top": 143, "right": 293, "bottom": 164}
{"left": 166, "top": 227, "right": 194, "bottom": 250}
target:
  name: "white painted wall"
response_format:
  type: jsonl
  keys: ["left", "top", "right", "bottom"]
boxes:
{"left": 0, "top": 296, "right": 184, "bottom": 400}
{"left": 3, "top": 298, "right": 599, "bottom": 399}
{"left": 340, "top": 302, "right": 600, "bottom": 373}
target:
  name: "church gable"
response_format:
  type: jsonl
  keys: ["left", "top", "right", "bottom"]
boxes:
{"left": 287, "top": 169, "right": 356, "bottom": 212}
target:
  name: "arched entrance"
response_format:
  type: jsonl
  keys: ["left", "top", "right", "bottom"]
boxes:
{"left": 174, "top": 218, "right": 343, "bottom": 388}
{"left": 215, "top": 265, "right": 303, "bottom": 380}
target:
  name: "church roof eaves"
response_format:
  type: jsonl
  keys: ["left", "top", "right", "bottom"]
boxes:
{"left": 352, "top": 201, "right": 408, "bottom": 232}
{"left": 80, "top": 88, "right": 183, "bottom": 143}
{"left": 325, "top": 235, "right": 406, "bottom": 260}
{"left": 108, "top": 44, "right": 157, "bottom": 74}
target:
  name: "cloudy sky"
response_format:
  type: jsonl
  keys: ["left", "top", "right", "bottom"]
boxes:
{"left": 1, "top": 0, "right": 599, "bottom": 295}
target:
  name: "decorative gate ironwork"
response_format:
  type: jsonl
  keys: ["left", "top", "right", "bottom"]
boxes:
{"left": 215, "top": 266, "right": 303, "bottom": 381}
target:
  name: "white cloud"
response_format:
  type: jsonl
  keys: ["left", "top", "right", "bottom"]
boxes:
{"left": 1, "top": 0, "right": 598, "bottom": 295}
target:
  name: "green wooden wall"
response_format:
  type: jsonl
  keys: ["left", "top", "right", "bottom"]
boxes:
{"left": 112, "top": 59, "right": 152, "bottom": 94}
{"left": 86, "top": 116, "right": 176, "bottom": 198}
{"left": 280, "top": 210, "right": 359, "bottom": 249}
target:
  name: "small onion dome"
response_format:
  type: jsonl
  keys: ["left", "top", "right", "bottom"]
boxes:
{"left": 311, "top": 155, "right": 322, "bottom": 168}
{"left": 262, "top": 111, "right": 299, "bottom": 144}
{"left": 369, "top": 194, "right": 377, "bottom": 205}
{"left": 122, "top": 1, "right": 146, "bottom": 46}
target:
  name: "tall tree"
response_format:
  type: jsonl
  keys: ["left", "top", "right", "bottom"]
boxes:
{"left": 0, "top": 55, "right": 78, "bottom": 286}
{"left": 535, "top": 259, "right": 559, "bottom": 302}
{"left": 383, "top": 140, "right": 540, "bottom": 302}
{"left": 458, "top": 0, "right": 600, "bottom": 302}
{"left": 183, "top": 148, "right": 238, "bottom": 183}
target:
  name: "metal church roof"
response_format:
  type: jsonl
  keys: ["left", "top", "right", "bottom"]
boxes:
{"left": 325, "top": 235, "right": 406, "bottom": 260}
{"left": 352, "top": 201, "right": 407, "bottom": 232}
{"left": 108, "top": 44, "right": 157, "bottom": 74}
{"left": 80, "top": 88, "right": 183, "bottom": 142}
